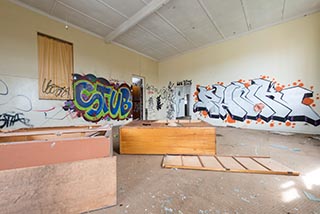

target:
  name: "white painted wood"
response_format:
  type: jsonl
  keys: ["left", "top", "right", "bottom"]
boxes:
{"left": 105, "top": 0, "right": 171, "bottom": 42}
{"left": 57, "top": 0, "right": 117, "bottom": 29}
{"left": 98, "top": 0, "right": 146, "bottom": 17}
{"left": 203, "top": 0, "right": 248, "bottom": 37}
{"left": 19, "top": 0, "right": 55, "bottom": 14}
{"left": 53, "top": 2, "right": 112, "bottom": 36}
{"left": 245, "top": 0, "right": 284, "bottom": 29}
{"left": 138, "top": 13, "right": 194, "bottom": 52}
{"left": 115, "top": 26, "right": 179, "bottom": 60}
{"left": 197, "top": 0, "right": 225, "bottom": 39}
{"left": 284, "top": 0, "right": 320, "bottom": 19}
{"left": 156, "top": 0, "right": 221, "bottom": 46}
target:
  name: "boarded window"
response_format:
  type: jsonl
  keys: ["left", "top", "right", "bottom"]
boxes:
{"left": 38, "top": 33, "right": 73, "bottom": 100}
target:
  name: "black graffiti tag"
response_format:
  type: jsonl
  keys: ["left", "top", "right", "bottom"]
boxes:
{"left": 0, "top": 112, "right": 33, "bottom": 129}
{"left": 42, "top": 78, "right": 70, "bottom": 98}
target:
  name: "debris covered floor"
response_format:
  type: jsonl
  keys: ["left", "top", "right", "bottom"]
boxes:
{"left": 92, "top": 127, "right": 320, "bottom": 214}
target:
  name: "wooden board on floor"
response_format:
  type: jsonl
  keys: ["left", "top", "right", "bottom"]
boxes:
{"left": 162, "top": 155, "right": 299, "bottom": 176}
{"left": 120, "top": 120, "right": 216, "bottom": 155}
{"left": 0, "top": 157, "right": 117, "bottom": 214}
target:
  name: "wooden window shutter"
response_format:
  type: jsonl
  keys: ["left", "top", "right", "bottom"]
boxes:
{"left": 38, "top": 33, "right": 74, "bottom": 100}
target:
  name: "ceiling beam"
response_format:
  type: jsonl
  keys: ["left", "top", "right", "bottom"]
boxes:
{"left": 105, "top": 0, "right": 170, "bottom": 43}
{"left": 240, "top": 0, "right": 251, "bottom": 30}
{"left": 281, "top": 0, "right": 286, "bottom": 20}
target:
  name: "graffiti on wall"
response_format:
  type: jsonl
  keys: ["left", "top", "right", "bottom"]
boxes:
{"left": 0, "top": 79, "right": 33, "bottom": 129}
{"left": 63, "top": 74, "right": 132, "bottom": 122}
{"left": 0, "top": 112, "right": 32, "bottom": 129}
{"left": 193, "top": 77, "right": 320, "bottom": 127}
{"left": 146, "top": 82, "right": 176, "bottom": 119}
{"left": 42, "top": 78, "right": 71, "bottom": 98}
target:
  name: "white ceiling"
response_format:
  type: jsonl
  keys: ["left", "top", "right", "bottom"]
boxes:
{"left": 12, "top": 0, "right": 320, "bottom": 61}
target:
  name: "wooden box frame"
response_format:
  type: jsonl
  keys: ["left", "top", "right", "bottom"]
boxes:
{"left": 0, "top": 125, "right": 116, "bottom": 213}
{"left": 120, "top": 120, "right": 216, "bottom": 155}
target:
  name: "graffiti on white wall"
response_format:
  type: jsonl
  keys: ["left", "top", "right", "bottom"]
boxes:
{"left": 0, "top": 79, "right": 33, "bottom": 129}
{"left": 194, "top": 77, "right": 320, "bottom": 127}
{"left": 146, "top": 83, "right": 176, "bottom": 119}
{"left": 63, "top": 74, "right": 132, "bottom": 122}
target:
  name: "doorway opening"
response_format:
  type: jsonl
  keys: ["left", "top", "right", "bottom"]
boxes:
{"left": 132, "top": 76, "right": 144, "bottom": 120}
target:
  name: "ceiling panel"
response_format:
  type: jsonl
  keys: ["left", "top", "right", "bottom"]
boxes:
{"left": 53, "top": 2, "right": 112, "bottom": 37}
{"left": 19, "top": 0, "right": 55, "bottom": 14}
{"left": 284, "top": 0, "right": 320, "bottom": 18}
{"left": 157, "top": 0, "right": 222, "bottom": 46}
{"left": 14, "top": 0, "right": 320, "bottom": 61}
{"left": 57, "top": 0, "right": 125, "bottom": 29}
{"left": 138, "top": 13, "right": 194, "bottom": 52}
{"left": 115, "top": 26, "right": 179, "bottom": 60}
{"left": 115, "top": 34, "right": 165, "bottom": 60}
{"left": 202, "top": 0, "right": 248, "bottom": 37}
{"left": 245, "top": 0, "right": 284, "bottom": 29}
{"left": 100, "top": 0, "right": 145, "bottom": 17}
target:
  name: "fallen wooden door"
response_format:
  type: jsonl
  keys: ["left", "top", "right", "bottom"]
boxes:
{"left": 162, "top": 155, "right": 299, "bottom": 176}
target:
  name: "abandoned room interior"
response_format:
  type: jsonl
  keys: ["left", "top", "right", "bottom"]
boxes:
{"left": 0, "top": 0, "right": 319, "bottom": 213}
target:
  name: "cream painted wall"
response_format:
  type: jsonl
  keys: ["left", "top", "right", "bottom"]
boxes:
{"left": 0, "top": 0, "right": 158, "bottom": 129}
{"left": 159, "top": 12, "right": 320, "bottom": 134}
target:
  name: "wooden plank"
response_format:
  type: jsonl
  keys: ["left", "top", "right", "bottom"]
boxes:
{"left": 0, "top": 126, "right": 110, "bottom": 138}
{"left": 123, "top": 120, "right": 213, "bottom": 128}
{"left": 0, "top": 125, "right": 101, "bottom": 133}
{"left": 162, "top": 155, "right": 299, "bottom": 176}
{"left": 0, "top": 157, "right": 117, "bottom": 214}
{"left": 199, "top": 156, "right": 225, "bottom": 170}
{"left": 120, "top": 124, "right": 215, "bottom": 155}
{"left": 235, "top": 157, "right": 268, "bottom": 171}
{"left": 217, "top": 156, "right": 246, "bottom": 170}
{"left": 0, "top": 136, "right": 110, "bottom": 170}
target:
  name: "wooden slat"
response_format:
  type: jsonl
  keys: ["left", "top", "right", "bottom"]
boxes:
{"left": 162, "top": 155, "right": 182, "bottom": 167}
{"left": 182, "top": 156, "right": 202, "bottom": 167}
{"left": 235, "top": 157, "right": 268, "bottom": 171}
{"left": 197, "top": 156, "right": 205, "bottom": 167}
{"left": 199, "top": 156, "right": 225, "bottom": 170}
{"left": 0, "top": 157, "right": 116, "bottom": 214}
{"left": 162, "top": 155, "right": 299, "bottom": 176}
{"left": 254, "top": 158, "right": 293, "bottom": 172}
{"left": 0, "top": 125, "right": 101, "bottom": 133}
{"left": 217, "top": 156, "right": 246, "bottom": 170}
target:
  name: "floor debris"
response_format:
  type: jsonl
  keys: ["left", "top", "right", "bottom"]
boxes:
{"left": 304, "top": 191, "right": 320, "bottom": 202}
{"left": 240, "top": 197, "right": 250, "bottom": 203}
{"left": 271, "top": 144, "right": 301, "bottom": 152}
{"left": 291, "top": 148, "right": 301, "bottom": 152}
{"left": 271, "top": 144, "right": 289, "bottom": 150}
{"left": 311, "top": 136, "right": 320, "bottom": 141}
{"left": 164, "top": 207, "right": 173, "bottom": 213}
{"left": 271, "top": 131, "right": 295, "bottom": 136}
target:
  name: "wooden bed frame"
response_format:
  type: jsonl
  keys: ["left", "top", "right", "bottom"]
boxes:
{"left": 120, "top": 120, "right": 216, "bottom": 155}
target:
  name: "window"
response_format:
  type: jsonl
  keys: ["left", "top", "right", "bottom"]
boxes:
{"left": 38, "top": 33, "right": 73, "bottom": 100}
